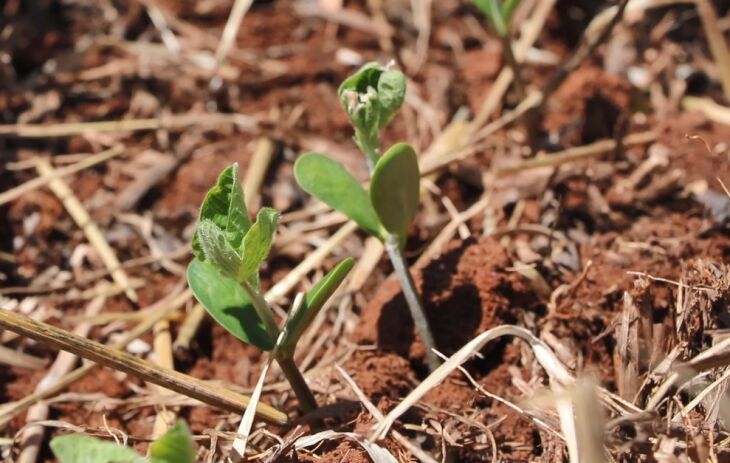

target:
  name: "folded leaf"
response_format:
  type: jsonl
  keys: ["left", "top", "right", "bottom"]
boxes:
{"left": 370, "top": 143, "right": 420, "bottom": 242}
{"left": 281, "top": 258, "right": 354, "bottom": 353}
{"left": 187, "top": 258, "right": 275, "bottom": 351}
{"left": 150, "top": 420, "right": 196, "bottom": 463}
{"left": 50, "top": 435, "right": 143, "bottom": 463}
{"left": 294, "top": 153, "right": 384, "bottom": 239}
{"left": 375, "top": 68, "right": 406, "bottom": 130}
{"left": 193, "top": 164, "right": 250, "bottom": 261}
{"left": 338, "top": 62, "right": 406, "bottom": 135}
{"left": 197, "top": 219, "right": 243, "bottom": 280}
{"left": 238, "top": 208, "right": 280, "bottom": 282}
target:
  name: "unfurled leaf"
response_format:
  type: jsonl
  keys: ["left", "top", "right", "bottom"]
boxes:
{"left": 238, "top": 208, "right": 279, "bottom": 282}
{"left": 187, "top": 258, "right": 274, "bottom": 350}
{"left": 192, "top": 164, "right": 250, "bottom": 261}
{"left": 294, "top": 153, "right": 384, "bottom": 239}
{"left": 370, "top": 143, "right": 420, "bottom": 241}
{"left": 281, "top": 258, "right": 354, "bottom": 353}
{"left": 149, "top": 420, "right": 196, "bottom": 463}
{"left": 338, "top": 62, "right": 406, "bottom": 136}
{"left": 50, "top": 435, "right": 143, "bottom": 463}
{"left": 196, "top": 219, "right": 242, "bottom": 280}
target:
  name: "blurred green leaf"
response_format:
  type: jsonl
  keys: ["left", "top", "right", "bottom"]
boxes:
{"left": 370, "top": 143, "right": 420, "bottom": 242}
{"left": 238, "top": 208, "right": 280, "bottom": 282}
{"left": 474, "top": 0, "right": 508, "bottom": 36}
{"left": 187, "top": 258, "right": 274, "bottom": 350}
{"left": 281, "top": 258, "right": 354, "bottom": 353}
{"left": 149, "top": 420, "right": 196, "bottom": 463}
{"left": 192, "top": 164, "right": 251, "bottom": 261}
{"left": 196, "top": 219, "right": 243, "bottom": 281}
{"left": 294, "top": 153, "right": 384, "bottom": 239}
{"left": 376, "top": 68, "right": 406, "bottom": 128}
{"left": 50, "top": 435, "right": 143, "bottom": 463}
{"left": 502, "top": 0, "right": 522, "bottom": 23}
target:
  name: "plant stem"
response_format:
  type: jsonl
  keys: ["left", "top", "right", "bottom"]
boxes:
{"left": 384, "top": 235, "right": 440, "bottom": 372}
{"left": 276, "top": 355, "right": 319, "bottom": 414}
{"left": 352, "top": 129, "right": 437, "bottom": 370}
{"left": 241, "top": 280, "right": 281, "bottom": 338}
{"left": 240, "top": 281, "right": 321, "bottom": 416}
{"left": 500, "top": 34, "right": 526, "bottom": 101}
{"left": 355, "top": 129, "right": 380, "bottom": 171}
{"left": 499, "top": 34, "right": 540, "bottom": 151}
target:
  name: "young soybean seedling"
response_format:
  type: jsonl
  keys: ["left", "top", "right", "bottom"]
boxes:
{"left": 294, "top": 62, "right": 440, "bottom": 372}
{"left": 51, "top": 420, "right": 195, "bottom": 463}
{"left": 473, "top": 0, "right": 541, "bottom": 149}
{"left": 186, "top": 164, "right": 353, "bottom": 414}
{"left": 473, "top": 0, "right": 524, "bottom": 96}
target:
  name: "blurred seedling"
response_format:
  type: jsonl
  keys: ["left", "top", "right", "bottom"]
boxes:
{"left": 474, "top": 0, "right": 524, "bottom": 97}
{"left": 474, "top": 0, "right": 544, "bottom": 149}
{"left": 294, "top": 62, "right": 440, "bottom": 371}
{"left": 187, "top": 164, "right": 354, "bottom": 414}
{"left": 51, "top": 420, "right": 195, "bottom": 463}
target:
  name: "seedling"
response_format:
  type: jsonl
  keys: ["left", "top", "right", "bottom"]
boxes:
{"left": 473, "top": 0, "right": 540, "bottom": 148}
{"left": 187, "top": 164, "right": 354, "bottom": 414}
{"left": 51, "top": 420, "right": 195, "bottom": 463}
{"left": 294, "top": 62, "right": 440, "bottom": 371}
{"left": 474, "top": 0, "right": 524, "bottom": 96}
{"left": 473, "top": 0, "right": 521, "bottom": 40}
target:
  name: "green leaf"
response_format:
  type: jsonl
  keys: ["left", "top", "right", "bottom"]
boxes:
{"left": 192, "top": 164, "right": 251, "bottom": 261}
{"left": 50, "top": 435, "right": 143, "bottom": 463}
{"left": 376, "top": 68, "right": 406, "bottom": 129}
{"left": 187, "top": 258, "right": 275, "bottom": 350}
{"left": 281, "top": 258, "right": 354, "bottom": 353}
{"left": 502, "top": 0, "right": 522, "bottom": 23}
{"left": 238, "top": 208, "right": 279, "bottom": 282}
{"left": 338, "top": 62, "right": 406, "bottom": 136}
{"left": 474, "top": 0, "right": 508, "bottom": 36}
{"left": 149, "top": 420, "right": 196, "bottom": 463}
{"left": 294, "top": 153, "right": 384, "bottom": 239}
{"left": 370, "top": 143, "right": 420, "bottom": 241}
{"left": 196, "top": 219, "right": 243, "bottom": 280}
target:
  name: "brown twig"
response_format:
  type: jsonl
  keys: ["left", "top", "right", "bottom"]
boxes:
{"left": 151, "top": 315, "right": 177, "bottom": 437}
{"left": 0, "top": 308, "right": 288, "bottom": 425}
{"left": 0, "top": 113, "right": 257, "bottom": 138}
{"left": 0, "top": 345, "right": 46, "bottom": 370}
{"left": 36, "top": 160, "right": 138, "bottom": 304}
{"left": 17, "top": 296, "right": 106, "bottom": 463}
{"left": 172, "top": 304, "right": 207, "bottom": 353}
{"left": 494, "top": 130, "right": 658, "bottom": 176}
{"left": 0, "top": 145, "right": 124, "bottom": 206}
{"left": 243, "top": 138, "right": 277, "bottom": 213}
{"left": 695, "top": 0, "right": 730, "bottom": 99}
{"left": 215, "top": 0, "right": 254, "bottom": 66}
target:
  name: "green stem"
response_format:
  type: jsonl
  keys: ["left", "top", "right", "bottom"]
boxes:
{"left": 241, "top": 280, "right": 280, "bottom": 338}
{"left": 384, "top": 235, "right": 440, "bottom": 372}
{"left": 353, "top": 130, "right": 439, "bottom": 371}
{"left": 240, "top": 281, "right": 321, "bottom": 416}
{"left": 276, "top": 355, "right": 319, "bottom": 414}
{"left": 355, "top": 129, "right": 380, "bottom": 171}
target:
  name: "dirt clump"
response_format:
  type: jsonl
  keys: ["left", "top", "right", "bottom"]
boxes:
{"left": 357, "top": 237, "right": 539, "bottom": 367}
